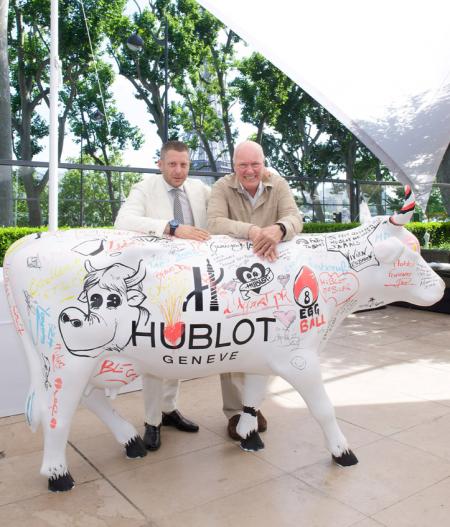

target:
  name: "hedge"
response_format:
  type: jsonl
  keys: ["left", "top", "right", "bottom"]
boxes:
{"left": 1, "top": 222, "right": 450, "bottom": 267}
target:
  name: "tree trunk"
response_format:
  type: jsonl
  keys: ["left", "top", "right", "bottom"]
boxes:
{"left": 256, "top": 119, "right": 265, "bottom": 144}
{"left": 436, "top": 142, "right": 450, "bottom": 217}
{"left": 344, "top": 136, "right": 358, "bottom": 221}
{"left": 0, "top": 0, "right": 13, "bottom": 226}
{"left": 101, "top": 148, "right": 118, "bottom": 223}
{"left": 311, "top": 189, "right": 325, "bottom": 222}
{"left": 20, "top": 166, "right": 42, "bottom": 225}
{"left": 374, "top": 161, "right": 384, "bottom": 215}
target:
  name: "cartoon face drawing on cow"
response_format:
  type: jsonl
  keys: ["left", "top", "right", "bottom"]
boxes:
{"left": 58, "top": 259, "right": 150, "bottom": 358}
{"left": 236, "top": 262, "right": 274, "bottom": 299}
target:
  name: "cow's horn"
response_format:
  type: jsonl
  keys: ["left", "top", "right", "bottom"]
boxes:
{"left": 389, "top": 185, "right": 415, "bottom": 226}
{"left": 125, "top": 259, "right": 146, "bottom": 288}
{"left": 85, "top": 260, "right": 97, "bottom": 273}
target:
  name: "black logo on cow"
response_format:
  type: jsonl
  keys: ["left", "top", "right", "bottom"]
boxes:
{"left": 236, "top": 263, "right": 274, "bottom": 300}
{"left": 183, "top": 259, "right": 224, "bottom": 312}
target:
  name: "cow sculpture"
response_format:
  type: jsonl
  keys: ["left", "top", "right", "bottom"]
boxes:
{"left": 3, "top": 188, "right": 445, "bottom": 492}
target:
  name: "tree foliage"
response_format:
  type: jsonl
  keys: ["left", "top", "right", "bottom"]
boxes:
{"left": 8, "top": 0, "right": 138, "bottom": 226}
{"left": 108, "top": 0, "right": 237, "bottom": 168}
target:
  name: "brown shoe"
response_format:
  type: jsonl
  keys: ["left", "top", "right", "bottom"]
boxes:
{"left": 257, "top": 410, "right": 267, "bottom": 433}
{"left": 227, "top": 414, "right": 241, "bottom": 440}
{"left": 228, "top": 411, "right": 267, "bottom": 440}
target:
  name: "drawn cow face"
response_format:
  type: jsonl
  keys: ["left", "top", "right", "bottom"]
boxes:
{"left": 59, "top": 260, "right": 147, "bottom": 358}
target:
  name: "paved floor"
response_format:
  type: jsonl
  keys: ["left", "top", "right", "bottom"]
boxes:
{"left": 1, "top": 306, "right": 450, "bottom": 526}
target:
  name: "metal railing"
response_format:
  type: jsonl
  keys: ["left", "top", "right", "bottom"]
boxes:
{"left": 0, "top": 159, "right": 449, "bottom": 227}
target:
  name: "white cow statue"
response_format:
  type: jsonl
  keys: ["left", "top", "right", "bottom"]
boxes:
{"left": 3, "top": 188, "right": 445, "bottom": 492}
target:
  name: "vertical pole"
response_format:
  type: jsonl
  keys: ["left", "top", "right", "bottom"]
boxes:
{"left": 354, "top": 180, "right": 360, "bottom": 222}
{"left": 48, "top": 0, "right": 59, "bottom": 231}
{"left": 163, "top": 15, "right": 169, "bottom": 144}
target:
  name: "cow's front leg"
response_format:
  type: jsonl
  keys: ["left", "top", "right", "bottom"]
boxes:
{"left": 271, "top": 352, "right": 358, "bottom": 467}
{"left": 237, "top": 374, "right": 267, "bottom": 452}
{"left": 82, "top": 388, "right": 146, "bottom": 459}
{"left": 40, "top": 359, "right": 97, "bottom": 492}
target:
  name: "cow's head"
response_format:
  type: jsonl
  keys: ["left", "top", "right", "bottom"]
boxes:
{"left": 372, "top": 236, "right": 445, "bottom": 306}
{"left": 59, "top": 260, "right": 148, "bottom": 358}
{"left": 360, "top": 187, "right": 445, "bottom": 308}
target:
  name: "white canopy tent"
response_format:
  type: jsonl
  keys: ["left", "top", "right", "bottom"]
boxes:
{"left": 198, "top": 0, "right": 450, "bottom": 210}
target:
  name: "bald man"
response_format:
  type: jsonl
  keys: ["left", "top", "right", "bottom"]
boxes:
{"left": 207, "top": 140, "right": 303, "bottom": 439}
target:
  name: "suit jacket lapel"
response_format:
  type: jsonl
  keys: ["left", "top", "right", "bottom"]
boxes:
{"left": 156, "top": 174, "right": 174, "bottom": 218}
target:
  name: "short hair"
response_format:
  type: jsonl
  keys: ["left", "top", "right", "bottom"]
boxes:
{"left": 160, "top": 140, "right": 189, "bottom": 159}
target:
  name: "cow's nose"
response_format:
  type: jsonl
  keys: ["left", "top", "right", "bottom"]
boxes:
{"left": 60, "top": 312, "right": 82, "bottom": 328}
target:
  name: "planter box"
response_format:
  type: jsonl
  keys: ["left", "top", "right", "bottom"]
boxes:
{"left": 421, "top": 249, "right": 450, "bottom": 264}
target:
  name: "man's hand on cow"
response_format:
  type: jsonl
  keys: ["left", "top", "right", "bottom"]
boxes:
{"left": 175, "top": 225, "right": 210, "bottom": 241}
{"left": 249, "top": 225, "right": 282, "bottom": 262}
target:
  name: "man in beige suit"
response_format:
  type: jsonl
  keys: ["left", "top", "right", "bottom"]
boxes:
{"left": 207, "top": 140, "right": 303, "bottom": 440}
{"left": 115, "top": 140, "right": 210, "bottom": 450}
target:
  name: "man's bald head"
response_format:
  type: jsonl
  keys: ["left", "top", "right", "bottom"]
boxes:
{"left": 233, "top": 141, "right": 267, "bottom": 197}
{"left": 233, "top": 141, "right": 265, "bottom": 165}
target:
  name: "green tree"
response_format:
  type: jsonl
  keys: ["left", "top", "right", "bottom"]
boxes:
{"left": 58, "top": 155, "right": 141, "bottom": 227}
{"left": 68, "top": 63, "right": 143, "bottom": 223}
{"left": 436, "top": 142, "right": 450, "bottom": 218}
{"left": 233, "top": 52, "right": 290, "bottom": 144}
{"left": 0, "top": 0, "right": 13, "bottom": 226}
{"left": 109, "top": 0, "right": 237, "bottom": 167}
{"left": 8, "top": 0, "right": 126, "bottom": 226}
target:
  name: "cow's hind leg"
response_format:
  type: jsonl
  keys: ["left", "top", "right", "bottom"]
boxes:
{"left": 40, "top": 359, "right": 101, "bottom": 492}
{"left": 237, "top": 374, "right": 267, "bottom": 452}
{"left": 82, "top": 388, "right": 146, "bottom": 459}
{"left": 271, "top": 353, "right": 358, "bottom": 466}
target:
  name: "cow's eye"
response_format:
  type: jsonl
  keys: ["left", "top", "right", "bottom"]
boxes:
{"left": 107, "top": 294, "right": 121, "bottom": 308}
{"left": 90, "top": 294, "right": 103, "bottom": 309}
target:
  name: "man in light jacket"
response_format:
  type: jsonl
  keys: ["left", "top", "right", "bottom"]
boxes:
{"left": 207, "top": 140, "right": 303, "bottom": 440}
{"left": 115, "top": 140, "right": 210, "bottom": 450}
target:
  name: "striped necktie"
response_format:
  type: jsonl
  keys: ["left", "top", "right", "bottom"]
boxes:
{"left": 172, "top": 188, "right": 184, "bottom": 224}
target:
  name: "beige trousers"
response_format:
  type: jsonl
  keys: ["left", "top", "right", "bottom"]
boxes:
{"left": 220, "top": 373, "right": 269, "bottom": 419}
{"left": 142, "top": 376, "right": 179, "bottom": 426}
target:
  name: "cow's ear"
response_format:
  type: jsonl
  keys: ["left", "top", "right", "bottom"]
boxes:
{"left": 78, "top": 290, "right": 88, "bottom": 303}
{"left": 373, "top": 238, "right": 404, "bottom": 263}
{"left": 127, "top": 289, "right": 146, "bottom": 307}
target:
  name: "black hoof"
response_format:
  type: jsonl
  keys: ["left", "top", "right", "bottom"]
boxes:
{"left": 48, "top": 472, "right": 75, "bottom": 492}
{"left": 332, "top": 449, "right": 358, "bottom": 467}
{"left": 125, "top": 436, "right": 147, "bottom": 458}
{"left": 240, "top": 430, "right": 265, "bottom": 452}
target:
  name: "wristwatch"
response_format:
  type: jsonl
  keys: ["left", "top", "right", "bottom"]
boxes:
{"left": 276, "top": 222, "right": 287, "bottom": 239}
{"left": 169, "top": 219, "right": 179, "bottom": 236}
